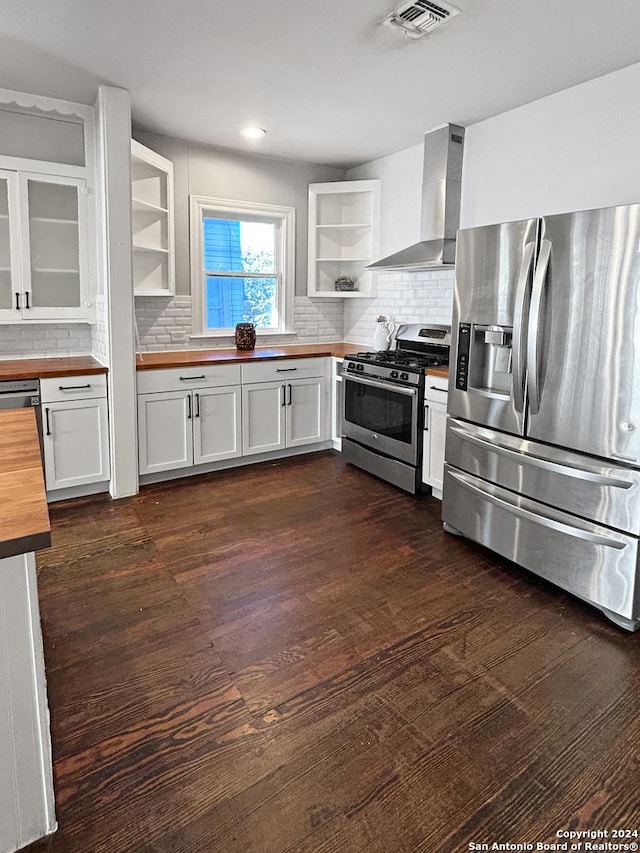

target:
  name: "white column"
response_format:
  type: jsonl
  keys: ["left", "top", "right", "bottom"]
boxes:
{"left": 0, "top": 553, "right": 56, "bottom": 853}
{"left": 95, "top": 85, "right": 138, "bottom": 498}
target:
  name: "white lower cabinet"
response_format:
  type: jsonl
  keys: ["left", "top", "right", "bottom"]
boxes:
{"left": 138, "top": 386, "right": 242, "bottom": 475}
{"left": 242, "top": 381, "right": 287, "bottom": 455}
{"left": 422, "top": 375, "right": 449, "bottom": 499}
{"left": 242, "top": 375, "right": 326, "bottom": 456}
{"left": 41, "top": 374, "right": 110, "bottom": 493}
{"left": 137, "top": 359, "right": 329, "bottom": 479}
{"left": 288, "top": 377, "right": 326, "bottom": 447}
{"left": 193, "top": 385, "right": 242, "bottom": 464}
{"left": 138, "top": 390, "right": 193, "bottom": 474}
{"left": 136, "top": 364, "right": 243, "bottom": 476}
{"left": 241, "top": 359, "right": 328, "bottom": 457}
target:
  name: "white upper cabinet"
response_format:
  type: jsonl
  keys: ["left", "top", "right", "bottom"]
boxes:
{"left": 0, "top": 169, "right": 20, "bottom": 316}
{"left": 307, "top": 180, "right": 380, "bottom": 299}
{"left": 131, "top": 140, "right": 175, "bottom": 297}
{"left": 0, "top": 88, "right": 97, "bottom": 323}
{"left": 0, "top": 171, "right": 90, "bottom": 323}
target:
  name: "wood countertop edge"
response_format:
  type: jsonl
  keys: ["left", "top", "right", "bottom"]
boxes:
{"left": 425, "top": 367, "right": 449, "bottom": 379}
{"left": 0, "top": 355, "right": 107, "bottom": 381}
{"left": 136, "top": 343, "right": 362, "bottom": 370}
{"left": 0, "top": 531, "right": 52, "bottom": 561}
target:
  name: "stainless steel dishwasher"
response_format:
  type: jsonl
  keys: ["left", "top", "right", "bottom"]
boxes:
{"left": 0, "top": 379, "right": 43, "bottom": 452}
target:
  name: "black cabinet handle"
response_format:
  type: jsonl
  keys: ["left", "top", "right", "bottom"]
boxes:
{"left": 287, "top": 383, "right": 292, "bottom": 406}
{"left": 187, "top": 394, "right": 192, "bottom": 419}
{"left": 276, "top": 367, "right": 298, "bottom": 373}
{"left": 423, "top": 404, "right": 429, "bottom": 431}
{"left": 58, "top": 384, "right": 91, "bottom": 391}
{"left": 15, "top": 292, "right": 20, "bottom": 310}
{"left": 195, "top": 393, "right": 200, "bottom": 418}
{"left": 45, "top": 408, "right": 51, "bottom": 436}
{"left": 25, "top": 291, "right": 30, "bottom": 309}
{"left": 281, "top": 384, "right": 286, "bottom": 407}
{"left": 428, "top": 385, "right": 447, "bottom": 392}
{"left": 179, "top": 375, "right": 205, "bottom": 381}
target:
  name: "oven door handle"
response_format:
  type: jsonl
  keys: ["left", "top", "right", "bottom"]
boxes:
{"left": 343, "top": 374, "right": 417, "bottom": 397}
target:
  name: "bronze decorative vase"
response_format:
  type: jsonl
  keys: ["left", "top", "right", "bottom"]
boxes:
{"left": 235, "top": 322, "right": 256, "bottom": 350}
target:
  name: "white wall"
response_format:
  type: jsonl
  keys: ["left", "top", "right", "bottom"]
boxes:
{"left": 348, "top": 144, "right": 423, "bottom": 257}
{"left": 131, "top": 131, "right": 347, "bottom": 350}
{"left": 133, "top": 131, "right": 345, "bottom": 298}
{"left": 342, "top": 61, "right": 640, "bottom": 344}
{"left": 461, "top": 62, "right": 640, "bottom": 228}
{"left": 344, "top": 139, "right": 455, "bottom": 346}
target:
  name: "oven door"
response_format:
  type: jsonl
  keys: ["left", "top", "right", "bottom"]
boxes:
{"left": 342, "top": 373, "right": 420, "bottom": 465}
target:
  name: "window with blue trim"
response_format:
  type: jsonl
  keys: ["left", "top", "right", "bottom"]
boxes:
{"left": 191, "top": 196, "right": 295, "bottom": 336}
{"left": 203, "top": 217, "right": 277, "bottom": 330}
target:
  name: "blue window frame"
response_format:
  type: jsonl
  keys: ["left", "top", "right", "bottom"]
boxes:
{"left": 191, "top": 196, "right": 295, "bottom": 337}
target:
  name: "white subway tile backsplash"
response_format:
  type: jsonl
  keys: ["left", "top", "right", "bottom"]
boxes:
{"left": 132, "top": 272, "right": 453, "bottom": 353}
{"left": 343, "top": 269, "right": 455, "bottom": 347}
{"left": 0, "top": 324, "right": 93, "bottom": 360}
{"left": 134, "top": 295, "right": 345, "bottom": 352}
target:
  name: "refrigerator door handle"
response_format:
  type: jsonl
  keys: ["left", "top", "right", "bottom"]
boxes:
{"left": 527, "top": 238, "right": 552, "bottom": 414}
{"left": 447, "top": 468, "right": 627, "bottom": 550}
{"left": 512, "top": 241, "right": 535, "bottom": 413}
{"left": 448, "top": 420, "right": 634, "bottom": 489}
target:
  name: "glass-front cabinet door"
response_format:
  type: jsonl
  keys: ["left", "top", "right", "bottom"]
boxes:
{"left": 0, "top": 169, "right": 22, "bottom": 320}
{"left": 18, "top": 172, "right": 88, "bottom": 320}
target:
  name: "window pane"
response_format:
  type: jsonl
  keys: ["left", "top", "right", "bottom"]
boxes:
{"left": 205, "top": 275, "right": 278, "bottom": 329}
{"left": 203, "top": 217, "right": 275, "bottom": 273}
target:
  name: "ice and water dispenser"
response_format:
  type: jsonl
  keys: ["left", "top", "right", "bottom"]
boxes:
{"left": 455, "top": 323, "right": 513, "bottom": 395}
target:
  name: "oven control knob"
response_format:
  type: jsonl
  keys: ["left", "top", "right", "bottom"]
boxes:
{"left": 390, "top": 370, "right": 399, "bottom": 379}
{"left": 347, "top": 362, "right": 355, "bottom": 370}
{"left": 400, "top": 372, "right": 409, "bottom": 381}
{"left": 357, "top": 363, "right": 364, "bottom": 371}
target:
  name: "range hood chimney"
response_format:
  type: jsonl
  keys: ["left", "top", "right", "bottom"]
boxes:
{"left": 367, "top": 123, "right": 465, "bottom": 271}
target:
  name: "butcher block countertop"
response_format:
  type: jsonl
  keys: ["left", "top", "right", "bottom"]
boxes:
{"left": 136, "top": 343, "right": 359, "bottom": 370}
{"left": 0, "top": 409, "right": 50, "bottom": 560}
{"left": 0, "top": 355, "right": 107, "bottom": 381}
{"left": 425, "top": 366, "right": 449, "bottom": 379}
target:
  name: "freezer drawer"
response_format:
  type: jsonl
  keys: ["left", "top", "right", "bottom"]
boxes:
{"left": 442, "top": 465, "right": 640, "bottom": 625}
{"left": 446, "top": 418, "right": 640, "bottom": 535}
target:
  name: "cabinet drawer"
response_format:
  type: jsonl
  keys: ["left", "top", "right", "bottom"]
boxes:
{"left": 242, "top": 358, "right": 327, "bottom": 384}
{"left": 137, "top": 364, "right": 242, "bottom": 394}
{"left": 425, "top": 374, "right": 449, "bottom": 404}
{"left": 40, "top": 373, "right": 107, "bottom": 403}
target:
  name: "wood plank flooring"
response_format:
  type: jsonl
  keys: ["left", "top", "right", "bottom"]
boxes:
{"left": 25, "top": 451, "right": 640, "bottom": 852}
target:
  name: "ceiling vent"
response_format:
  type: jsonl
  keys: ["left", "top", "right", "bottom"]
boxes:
{"left": 381, "top": 0, "right": 460, "bottom": 39}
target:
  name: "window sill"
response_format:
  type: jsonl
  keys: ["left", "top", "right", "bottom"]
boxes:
{"left": 189, "top": 330, "right": 297, "bottom": 342}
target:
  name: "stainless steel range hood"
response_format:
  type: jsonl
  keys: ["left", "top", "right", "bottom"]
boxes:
{"left": 367, "top": 123, "right": 465, "bottom": 271}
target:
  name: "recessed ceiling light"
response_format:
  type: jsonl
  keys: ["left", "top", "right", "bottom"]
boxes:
{"left": 241, "top": 127, "right": 267, "bottom": 139}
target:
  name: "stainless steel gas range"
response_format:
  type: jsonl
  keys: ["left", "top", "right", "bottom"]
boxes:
{"left": 342, "top": 323, "right": 450, "bottom": 493}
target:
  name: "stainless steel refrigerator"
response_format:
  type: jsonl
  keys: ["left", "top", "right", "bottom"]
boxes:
{"left": 442, "top": 204, "right": 640, "bottom": 630}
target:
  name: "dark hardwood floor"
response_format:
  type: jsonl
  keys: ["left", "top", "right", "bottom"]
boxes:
{"left": 26, "top": 451, "right": 640, "bottom": 852}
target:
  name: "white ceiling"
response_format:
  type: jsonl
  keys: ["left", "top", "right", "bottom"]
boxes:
{"left": 2, "top": 0, "right": 640, "bottom": 169}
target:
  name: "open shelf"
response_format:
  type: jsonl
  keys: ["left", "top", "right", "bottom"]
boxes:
{"left": 132, "top": 197, "right": 169, "bottom": 214}
{"left": 31, "top": 216, "right": 77, "bottom": 225}
{"left": 316, "top": 223, "right": 369, "bottom": 229}
{"left": 131, "top": 140, "right": 175, "bottom": 297}
{"left": 307, "top": 180, "right": 380, "bottom": 299}
{"left": 133, "top": 245, "right": 170, "bottom": 254}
